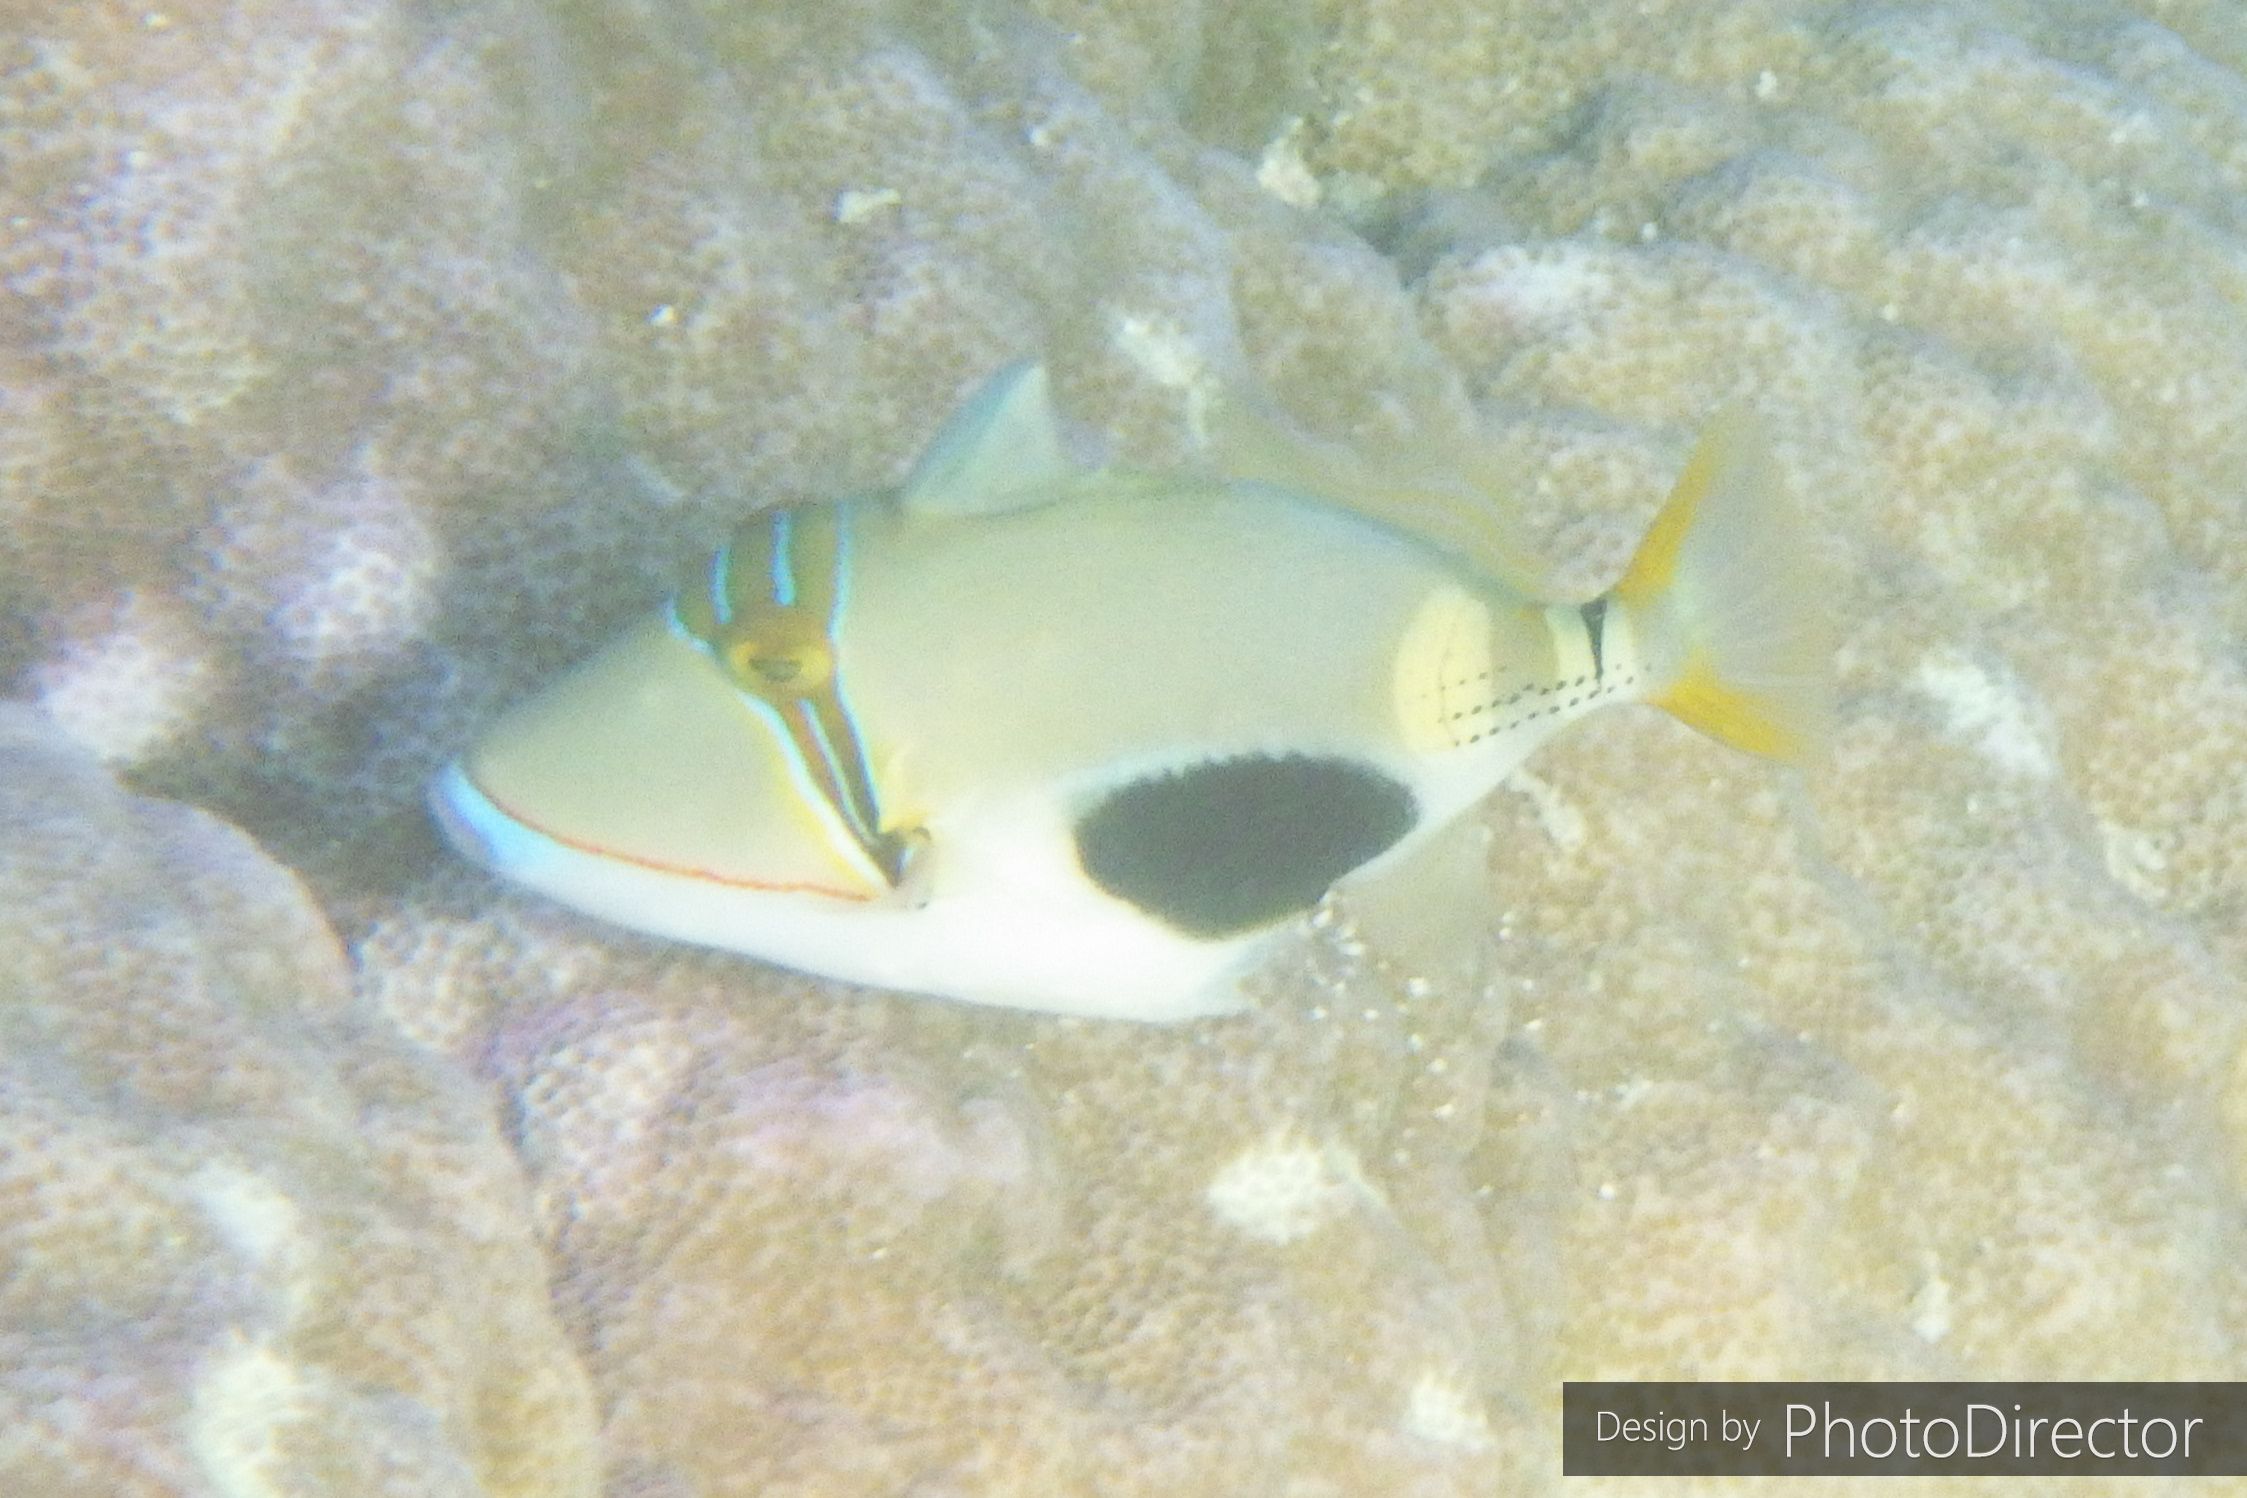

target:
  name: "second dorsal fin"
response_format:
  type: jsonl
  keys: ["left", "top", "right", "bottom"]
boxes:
{"left": 900, "top": 362, "right": 1074, "bottom": 519}
{"left": 1202, "top": 388, "right": 1554, "bottom": 594}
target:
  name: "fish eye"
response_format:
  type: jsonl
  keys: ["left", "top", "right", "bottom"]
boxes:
{"left": 721, "top": 608, "right": 834, "bottom": 697}
{"left": 752, "top": 654, "right": 801, "bottom": 684}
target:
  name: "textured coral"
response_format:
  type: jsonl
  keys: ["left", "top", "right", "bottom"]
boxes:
{"left": 0, "top": 708, "right": 599, "bottom": 1497}
{"left": 7, "top": 0, "right": 2247, "bottom": 1493}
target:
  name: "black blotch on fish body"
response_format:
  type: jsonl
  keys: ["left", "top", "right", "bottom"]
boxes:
{"left": 1073, "top": 754, "right": 1419, "bottom": 938}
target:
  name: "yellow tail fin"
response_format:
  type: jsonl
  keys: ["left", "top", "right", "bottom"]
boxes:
{"left": 1613, "top": 409, "right": 1830, "bottom": 761}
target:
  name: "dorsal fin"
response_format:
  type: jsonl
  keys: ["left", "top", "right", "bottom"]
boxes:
{"left": 1204, "top": 390, "right": 1553, "bottom": 593}
{"left": 899, "top": 362, "right": 1074, "bottom": 518}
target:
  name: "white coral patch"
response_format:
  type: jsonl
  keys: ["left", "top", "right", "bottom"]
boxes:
{"left": 188, "top": 1341, "right": 312, "bottom": 1498}
{"left": 190, "top": 1163, "right": 306, "bottom": 1278}
{"left": 730, "top": 1061, "right": 983, "bottom": 1201}
{"left": 515, "top": 1015, "right": 694, "bottom": 1228}
{"left": 1911, "top": 647, "right": 2056, "bottom": 779}
{"left": 1256, "top": 118, "right": 1322, "bottom": 209}
{"left": 29, "top": 593, "right": 211, "bottom": 765}
{"left": 1204, "top": 1133, "right": 1365, "bottom": 1244}
{"left": 1111, "top": 310, "right": 1220, "bottom": 441}
{"left": 272, "top": 476, "right": 438, "bottom": 682}
{"left": 1503, "top": 767, "right": 1587, "bottom": 850}
{"left": 1909, "top": 1256, "right": 1953, "bottom": 1343}
{"left": 832, "top": 185, "right": 901, "bottom": 224}
{"left": 1442, "top": 243, "right": 1620, "bottom": 340}
{"left": 1403, "top": 1371, "right": 1496, "bottom": 1451}
{"left": 2098, "top": 819, "right": 2171, "bottom": 903}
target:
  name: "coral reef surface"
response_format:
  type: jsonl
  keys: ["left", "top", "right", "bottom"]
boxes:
{"left": 5, "top": 0, "right": 2247, "bottom": 1493}
{"left": 0, "top": 708, "right": 598, "bottom": 1497}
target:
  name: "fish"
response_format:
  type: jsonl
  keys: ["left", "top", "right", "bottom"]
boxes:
{"left": 430, "top": 364, "right": 1827, "bottom": 1021}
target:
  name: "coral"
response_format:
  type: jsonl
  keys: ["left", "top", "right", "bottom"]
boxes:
{"left": 6, "top": 0, "right": 2247, "bottom": 1494}
{"left": 0, "top": 708, "right": 598, "bottom": 1497}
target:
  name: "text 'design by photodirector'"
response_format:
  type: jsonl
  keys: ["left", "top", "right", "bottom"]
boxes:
{"left": 1562, "top": 1382, "right": 2247, "bottom": 1476}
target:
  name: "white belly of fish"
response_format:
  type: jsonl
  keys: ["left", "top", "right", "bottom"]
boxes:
{"left": 435, "top": 762, "right": 1258, "bottom": 1019}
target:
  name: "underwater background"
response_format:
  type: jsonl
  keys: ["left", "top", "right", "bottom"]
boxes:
{"left": 5, "top": 0, "right": 2247, "bottom": 1492}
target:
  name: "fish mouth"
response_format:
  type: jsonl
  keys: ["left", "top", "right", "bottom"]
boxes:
{"left": 423, "top": 608, "right": 902, "bottom": 907}
{"left": 428, "top": 759, "right": 874, "bottom": 902}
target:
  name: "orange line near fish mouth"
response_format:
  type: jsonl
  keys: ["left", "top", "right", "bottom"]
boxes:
{"left": 472, "top": 772, "right": 877, "bottom": 903}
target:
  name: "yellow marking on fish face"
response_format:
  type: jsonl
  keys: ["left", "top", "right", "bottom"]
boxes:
{"left": 674, "top": 502, "right": 920, "bottom": 888}
{"left": 671, "top": 522, "right": 837, "bottom": 694}
{"left": 718, "top": 605, "right": 835, "bottom": 695}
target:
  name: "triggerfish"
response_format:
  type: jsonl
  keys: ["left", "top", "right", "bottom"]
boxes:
{"left": 431, "top": 365, "right": 1826, "bottom": 1021}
